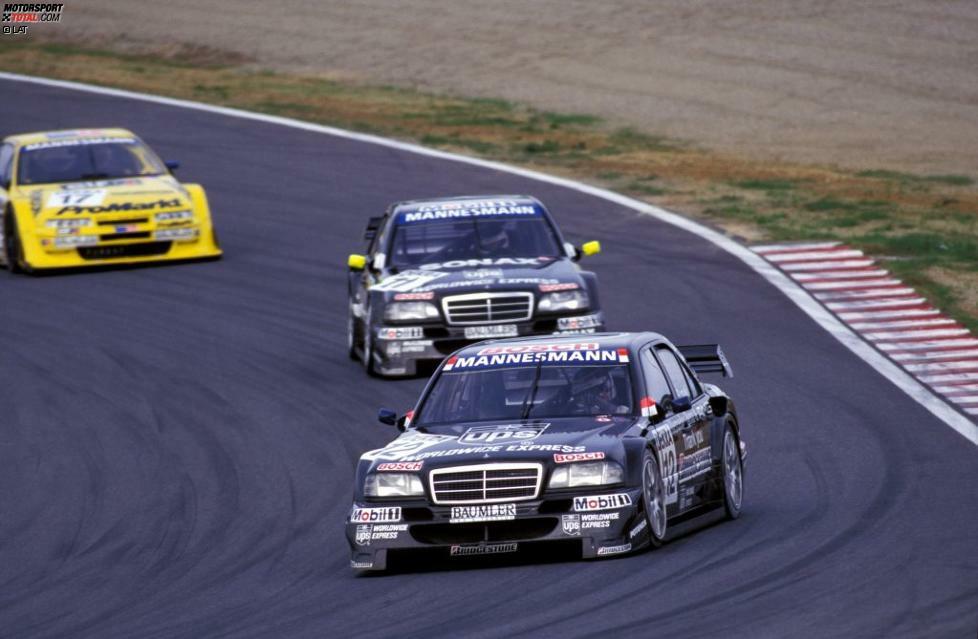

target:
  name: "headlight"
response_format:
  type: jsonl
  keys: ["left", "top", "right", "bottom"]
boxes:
{"left": 384, "top": 301, "right": 440, "bottom": 322}
{"left": 155, "top": 210, "right": 194, "bottom": 222}
{"left": 364, "top": 473, "right": 424, "bottom": 497}
{"left": 548, "top": 461, "right": 623, "bottom": 489}
{"left": 538, "top": 290, "right": 589, "bottom": 312}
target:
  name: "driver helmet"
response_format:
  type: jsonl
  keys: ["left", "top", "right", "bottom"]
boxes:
{"left": 571, "top": 367, "right": 617, "bottom": 410}
{"left": 480, "top": 221, "right": 514, "bottom": 252}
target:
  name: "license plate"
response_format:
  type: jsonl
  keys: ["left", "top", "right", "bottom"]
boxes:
{"left": 450, "top": 503, "right": 517, "bottom": 524}
{"left": 464, "top": 324, "right": 518, "bottom": 339}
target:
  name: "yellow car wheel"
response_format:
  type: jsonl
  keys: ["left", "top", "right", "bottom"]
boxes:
{"left": 3, "top": 212, "right": 29, "bottom": 275}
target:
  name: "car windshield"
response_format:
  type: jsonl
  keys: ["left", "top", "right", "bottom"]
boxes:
{"left": 414, "top": 363, "right": 635, "bottom": 426}
{"left": 17, "top": 138, "right": 167, "bottom": 185}
{"left": 388, "top": 218, "right": 561, "bottom": 269}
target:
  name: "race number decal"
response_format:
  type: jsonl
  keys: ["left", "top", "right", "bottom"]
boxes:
{"left": 360, "top": 432, "right": 455, "bottom": 461}
{"left": 650, "top": 425, "right": 678, "bottom": 505}
{"left": 46, "top": 190, "right": 107, "bottom": 208}
{"left": 372, "top": 270, "right": 448, "bottom": 292}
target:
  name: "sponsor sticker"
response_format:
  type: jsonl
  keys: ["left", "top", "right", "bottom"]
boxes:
{"left": 56, "top": 198, "right": 182, "bottom": 216}
{"left": 350, "top": 560, "right": 374, "bottom": 569}
{"left": 554, "top": 451, "right": 605, "bottom": 464}
{"left": 446, "top": 349, "right": 625, "bottom": 371}
{"left": 629, "top": 519, "right": 648, "bottom": 540}
{"left": 539, "top": 282, "right": 579, "bottom": 292}
{"left": 581, "top": 512, "right": 620, "bottom": 529}
{"left": 450, "top": 503, "right": 517, "bottom": 524}
{"left": 596, "top": 543, "right": 632, "bottom": 556}
{"left": 573, "top": 493, "right": 632, "bottom": 512}
{"left": 561, "top": 514, "right": 581, "bottom": 536}
{"left": 376, "top": 461, "right": 423, "bottom": 471}
{"left": 393, "top": 291, "right": 435, "bottom": 301}
{"left": 398, "top": 199, "right": 540, "bottom": 225}
{"left": 350, "top": 507, "right": 402, "bottom": 523}
{"left": 24, "top": 137, "right": 134, "bottom": 151}
{"left": 355, "top": 525, "right": 372, "bottom": 546}
{"left": 449, "top": 542, "right": 519, "bottom": 556}
{"left": 369, "top": 524, "right": 407, "bottom": 541}
{"left": 459, "top": 423, "right": 548, "bottom": 446}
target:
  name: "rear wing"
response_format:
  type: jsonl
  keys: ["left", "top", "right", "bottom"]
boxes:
{"left": 678, "top": 344, "right": 733, "bottom": 378}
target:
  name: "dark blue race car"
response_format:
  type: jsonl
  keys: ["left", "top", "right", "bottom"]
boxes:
{"left": 346, "top": 332, "right": 745, "bottom": 571}
{"left": 346, "top": 195, "right": 605, "bottom": 377}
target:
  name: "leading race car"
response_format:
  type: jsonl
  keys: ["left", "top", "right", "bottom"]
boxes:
{"left": 0, "top": 128, "right": 221, "bottom": 273}
{"left": 346, "top": 195, "right": 605, "bottom": 377}
{"left": 346, "top": 332, "right": 745, "bottom": 571}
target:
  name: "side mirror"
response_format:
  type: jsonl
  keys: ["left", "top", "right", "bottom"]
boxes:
{"left": 348, "top": 254, "right": 367, "bottom": 271}
{"left": 671, "top": 395, "right": 692, "bottom": 413}
{"left": 165, "top": 160, "right": 180, "bottom": 172}
{"left": 377, "top": 408, "right": 397, "bottom": 426}
{"left": 580, "top": 240, "right": 601, "bottom": 258}
{"left": 708, "top": 395, "right": 728, "bottom": 416}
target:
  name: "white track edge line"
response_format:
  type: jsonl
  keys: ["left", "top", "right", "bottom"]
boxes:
{"left": 3, "top": 70, "right": 974, "bottom": 445}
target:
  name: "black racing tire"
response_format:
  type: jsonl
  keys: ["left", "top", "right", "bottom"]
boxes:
{"left": 641, "top": 448, "right": 668, "bottom": 548}
{"left": 347, "top": 308, "right": 359, "bottom": 361}
{"left": 3, "top": 211, "right": 27, "bottom": 275}
{"left": 362, "top": 318, "right": 378, "bottom": 377}
{"left": 721, "top": 423, "right": 744, "bottom": 520}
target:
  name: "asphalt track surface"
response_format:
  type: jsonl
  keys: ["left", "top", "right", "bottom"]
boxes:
{"left": 1, "top": 79, "right": 976, "bottom": 639}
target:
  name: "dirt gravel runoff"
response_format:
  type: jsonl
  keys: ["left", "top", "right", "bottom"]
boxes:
{"left": 36, "top": 0, "right": 978, "bottom": 174}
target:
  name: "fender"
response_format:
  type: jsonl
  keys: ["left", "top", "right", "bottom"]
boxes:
{"left": 579, "top": 270, "right": 602, "bottom": 312}
{"left": 183, "top": 183, "right": 220, "bottom": 250}
{"left": 6, "top": 199, "right": 41, "bottom": 267}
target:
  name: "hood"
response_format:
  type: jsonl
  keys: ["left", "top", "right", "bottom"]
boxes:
{"left": 18, "top": 175, "right": 191, "bottom": 220}
{"left": 362, "top": 416, "right": 641, "bottom": 469}
{"left": 374, "top": 257, "right": 585, "bottom": 298}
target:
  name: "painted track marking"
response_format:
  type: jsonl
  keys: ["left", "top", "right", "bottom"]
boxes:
{"left": 754, "top": 242, "right": 978, "bottom": 427}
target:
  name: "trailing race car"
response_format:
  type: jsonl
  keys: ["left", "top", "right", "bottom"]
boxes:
{"left": 346, "top": 332, "right": 744, "bottom": 571}
{"left": 0, "top": 128, "right": 221, "bottom": 273}
{"left": 346, "top": 195, "right": 604, "bottom": 377}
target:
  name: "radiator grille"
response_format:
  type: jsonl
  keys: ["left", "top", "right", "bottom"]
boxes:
{"left": 442, "top": 292, "right": 533, "bottom": 325}
{"left": 430, "top": 463, "right": 541, "bottom": 504}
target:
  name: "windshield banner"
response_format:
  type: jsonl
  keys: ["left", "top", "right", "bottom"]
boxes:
{"left": 397, "top": 198, "right": 542, "bottom": 225}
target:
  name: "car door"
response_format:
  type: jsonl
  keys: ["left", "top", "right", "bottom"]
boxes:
{"left": 653, "top": 345, "right": 712, "bottom": 509}
{"left": 639, "top": 344, "right": 682, "bottom": 510}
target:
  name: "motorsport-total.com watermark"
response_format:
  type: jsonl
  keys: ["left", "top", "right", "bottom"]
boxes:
{"left": 2, "top": 3, "right": 64, "bottom": 35}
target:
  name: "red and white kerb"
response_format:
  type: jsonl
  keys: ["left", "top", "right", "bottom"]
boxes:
{"left": 640, "top": 396, "right": 658, "bottom": 418}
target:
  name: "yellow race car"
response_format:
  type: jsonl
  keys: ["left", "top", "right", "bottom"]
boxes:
{"left": 0, "top": 128, "right": 221, "bottom": 273}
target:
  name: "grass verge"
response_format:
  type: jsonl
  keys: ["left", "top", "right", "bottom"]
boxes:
{"left": 2, "top": 39, "right": 976, "bottom": 332}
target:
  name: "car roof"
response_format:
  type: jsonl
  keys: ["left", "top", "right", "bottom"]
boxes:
{"left": 390, "top": 194, "right": 545, "bottom": 217}
{"left": 4, "top": 128, "right": 138, "bottom": 148}
{"left": 453, "top": 332, "right": 667, "bottom": 358}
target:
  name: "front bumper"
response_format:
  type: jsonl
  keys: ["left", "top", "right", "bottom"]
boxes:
{"left": 370, "top": 310, "right": 606, "bottom": 376}
{"left": 20, "top": 226, "right": 222, "bottom": 269}
{"left": 346, "top": 486, "right": 643, "bottom": 571}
